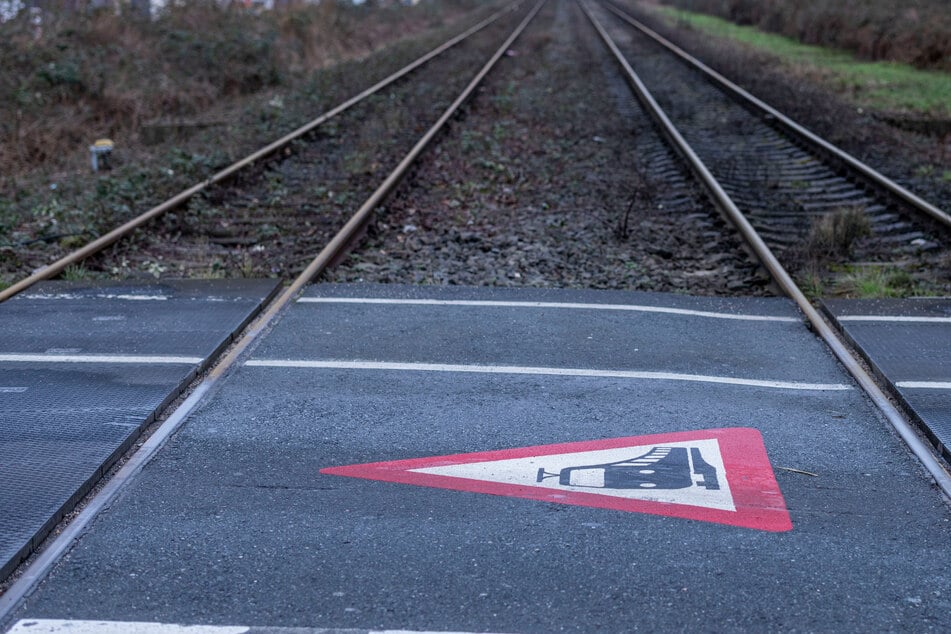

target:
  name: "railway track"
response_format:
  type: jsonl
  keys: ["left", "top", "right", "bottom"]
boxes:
{"left": 327, "top": 0, "right": 765, "bottom": 293}
{"left": 3, "top": 0, "right": 947, "bottom": 301}
{"left": 1, "top": 0, "right": 949, "bottom": 498}
{"left": 0, "top": 0, "right": 550, "bottom": 612}
{"left": 593, "top": 1, "right": 950, "bottom": 296}
{"left": 10, "top": 0, "right": 946, "bottom": 301}
{"left": 0, "top": 1, "right": 527, "bottom": 301}
{"left": 2, "top": 0, "right": 770, "bottom": 298}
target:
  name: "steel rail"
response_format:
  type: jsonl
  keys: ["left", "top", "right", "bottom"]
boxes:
{"left": 0, "top": 0, "right": 547, "bottom": 622}
{"left": 579, "top": 0, "right": 951, "bottom": 498}
{"left": 601, "top": 0, "right": 951, "bottom": 231}
{"left": 0, "top": 2, "right": 520, "bottom": 304}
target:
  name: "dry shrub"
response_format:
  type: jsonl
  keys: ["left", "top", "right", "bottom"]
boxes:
{"left": 0, "top": 1, "right": 281, "bottom": 180}
{"left": 805, "top": 207, "right": 871, "bottom": 260}
{"left": 277, "top": 2, "right": 356, "bottom": 72}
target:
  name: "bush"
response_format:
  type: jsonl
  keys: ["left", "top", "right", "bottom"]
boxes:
{"left": 660, "top": 0, "right": 951, "bottom": 72}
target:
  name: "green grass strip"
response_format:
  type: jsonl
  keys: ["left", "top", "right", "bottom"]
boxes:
{"left": 656, "top": 6, "right": 951, "bottom": 117}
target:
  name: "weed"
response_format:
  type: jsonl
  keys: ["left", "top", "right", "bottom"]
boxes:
{"left": 139, "top": 259, "right": 165, "bottom": 278}
{"left": 797, "top": 269, "right": 826, "bottom": 299}
{"left": 59, "top": 234, "right": 88, "bottom": 249}
{"left": 87, "top": 171, "right": 154, "bottom": 231}
{"left": 205, "top": 258, "right": 226, "bottom": 279}
{"left": 239, "top": 252, "right": 256, "bottom": 278}
{"left": 169, "top": 148, "right": 218, "bottom": 181}
{"left": 256, "top": 224, "right": 280, "bottom": 240}
{"left": 265, "top": 173, "right": 288, "bottom": 204}
{"left": 491, "top": 81, "right": 517, "bottom": 113}
{"left": 460, "top": 130, "right": 482, "bottom": 154}
{"left": 62, "top": 264, "right": 89, "bottom": 281}
{"left": 344, "top": 150, "right": 373, "bottom": 177}
{"left": 492, "top": 122, "right": 511, "bottom": 141}
{"left": 478, "top": 158, "right": 507, "bottom": 174}
{"left": 616, "top": 168, "right": 653, "bottom": 240}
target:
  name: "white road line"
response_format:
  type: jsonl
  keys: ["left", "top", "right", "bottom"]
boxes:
{"left": 246, "top": 359, "right": 851, "bottom": 391}
{"left": 0, "top": 387, "right": 28, "bottom": 393}
{"left": 297, "top": 297, "right": 800, "bottom": 323}
{"left": 837, "top": 315, "right": 951, "bottom": 324}
{"left": 0, "top": 354, "right": 202, "bottom": 365}
{"left": 21, "top": 293, "right": 169, "bottom": 301}
{"left": 896, "top": 381, "right": 951, "bottom": 390}
{"left": 6, "top": 620, "right": 505, "bottom": 634}
{"left": 6, "top": 621, "right": 247, "bottom": 633}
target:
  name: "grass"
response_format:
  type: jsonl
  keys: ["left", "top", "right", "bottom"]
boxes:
{"left": 830, "top": 266, "right": 923, "bottom": 298}
{"left": 656, "top": 6, "right": 951, "bottom": 117}
{"left": 793, "top": 207, "right": 944, "bottom": 299}
{"left": 62, "top": 264, "right": 91, "bottom": 281}
{"left": 799, "top": 262, "right": 942, "bottom": 299}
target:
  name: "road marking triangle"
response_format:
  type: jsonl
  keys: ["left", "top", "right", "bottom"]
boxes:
{"left": 321, "top": 427, "right": 792, "bottom": 532}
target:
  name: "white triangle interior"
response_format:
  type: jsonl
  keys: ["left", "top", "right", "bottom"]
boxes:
{"left": 411, "top": 439, "right": 736, "bottom": 511}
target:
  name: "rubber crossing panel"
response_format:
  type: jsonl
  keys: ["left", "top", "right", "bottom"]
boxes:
{"left": 822, "top": 297, "right": 951, "bottom": 460}
{"left": 0, "top": 279, "right": 278, "bottom": 580}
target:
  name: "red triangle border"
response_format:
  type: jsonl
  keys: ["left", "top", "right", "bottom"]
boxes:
{"left": 321, "top": 427, "right": 792, "bottom": 532}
